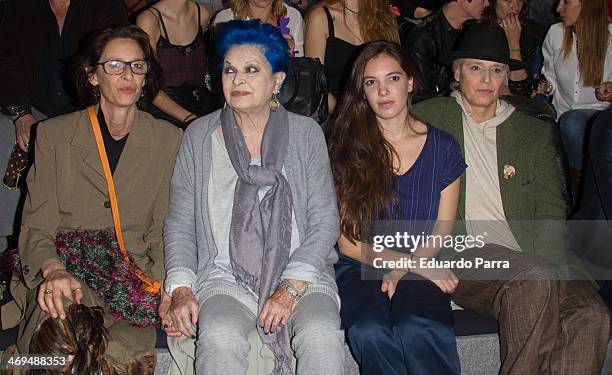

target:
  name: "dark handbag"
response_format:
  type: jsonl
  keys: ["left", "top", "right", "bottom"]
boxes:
{"left": 2, "top": 144, "right": 31, "bottom": 190}
{"left": 148, "top": 83, "right": 214, "bottom": 128}
{"left": 279, "top": 56, "right": 328, "bottom": 123}
{"left": 164, "top": 83, "right": 213, "bottom": 116}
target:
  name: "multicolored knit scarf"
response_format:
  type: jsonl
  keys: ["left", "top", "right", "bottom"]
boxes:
{"left": 54, "top": 229, "right": 160, "bottom": 328}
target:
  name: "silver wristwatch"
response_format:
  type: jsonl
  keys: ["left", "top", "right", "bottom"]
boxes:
{"left": 279, "top": 279, "right": 306, "bottom": 301}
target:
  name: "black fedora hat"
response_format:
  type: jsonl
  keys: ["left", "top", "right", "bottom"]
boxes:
{"left": 439, "top": 23, "right": 513, "bottom": 67}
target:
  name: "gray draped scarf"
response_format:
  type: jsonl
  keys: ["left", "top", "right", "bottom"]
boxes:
{"left": 221, "top": 106, "right": 294, "bottom": 375}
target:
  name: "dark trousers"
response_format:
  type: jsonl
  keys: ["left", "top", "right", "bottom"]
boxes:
{"left": 335, "top": 256, "right": 460, "bottom": 375}
{"left": 451, "top": 244, "right": 611, "bottom": 375}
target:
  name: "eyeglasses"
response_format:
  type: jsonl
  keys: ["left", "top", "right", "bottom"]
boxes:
{"left": 96, "top": 60, "right": 149, "bottom": 75}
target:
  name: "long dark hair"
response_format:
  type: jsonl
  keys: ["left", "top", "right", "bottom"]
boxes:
{"left": 328, "top": 41, "right": 418, "bottom": 243}
{"left": 70, "top": 25, "right": 163, "bottom": 109}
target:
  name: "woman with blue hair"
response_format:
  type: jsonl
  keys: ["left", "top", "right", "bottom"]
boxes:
{"left": 162, "top": 19, "right": 345, "bottom": 375}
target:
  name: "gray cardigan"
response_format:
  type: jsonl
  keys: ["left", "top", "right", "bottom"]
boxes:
{"left": 163, "top": 109, "right": 340, "bottom": 292}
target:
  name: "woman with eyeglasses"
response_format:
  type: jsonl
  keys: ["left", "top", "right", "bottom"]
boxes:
{"left": 7, "top": 25, "right": 182, "bottom": 373}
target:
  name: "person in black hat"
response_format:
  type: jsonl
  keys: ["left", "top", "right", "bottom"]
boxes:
{"left": 412, "top": 23, "right": 611, "bottom": 375}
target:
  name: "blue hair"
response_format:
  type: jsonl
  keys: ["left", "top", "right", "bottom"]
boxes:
{"left": 215, "top": 19, "right": 289, "bottom": 74}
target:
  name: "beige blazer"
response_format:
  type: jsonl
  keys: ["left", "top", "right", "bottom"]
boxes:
{"left": 2, "top": 107, "right": 182, "bottom": 329}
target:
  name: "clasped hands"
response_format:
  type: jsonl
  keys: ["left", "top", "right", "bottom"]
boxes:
{"left": 160, "top": 280, "right": 305, "bottom": 338}
{"left": 380, "top": 257, "right": 459, "bottom": 300}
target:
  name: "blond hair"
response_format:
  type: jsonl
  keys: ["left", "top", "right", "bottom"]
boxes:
{"left": 230, "top": 0, "right": 287, "bottom": 23}
{"left": 313, "top": 0, "right": 400, "bottom": 43}
{"left": 562, "top": 0, "right": 610, "bottom": 86}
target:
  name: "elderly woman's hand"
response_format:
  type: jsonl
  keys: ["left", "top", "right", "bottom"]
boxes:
{"left": 258, "top": 280, "right": 305, "bottom": 334}
{"left": 168, "top": 287, "right": 199, "bottom": 338}
{"left": 38, "top": 260, "right": 82, "bottom": 320}
{"left": 159, "top": 289, "right": 182, "bottom": 337}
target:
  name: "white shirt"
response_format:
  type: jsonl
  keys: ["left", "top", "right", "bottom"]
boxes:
{"left": 213, "top": 4, "right": 305, "bottom": 56}
{"left": 541, "top": 22, "right": 612, "bottom": 118}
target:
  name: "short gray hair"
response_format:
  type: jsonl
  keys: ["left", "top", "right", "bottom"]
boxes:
{"left": 451, "top": 58, "right": 466, "bottom": 74}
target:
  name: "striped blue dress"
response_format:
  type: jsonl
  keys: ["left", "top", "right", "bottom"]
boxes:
{"left": 335, "top": 124, "right": 467, "bottom": 375}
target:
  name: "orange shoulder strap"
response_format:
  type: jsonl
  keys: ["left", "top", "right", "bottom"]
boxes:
{"left": 87, "top": 106, "right": 160, "bottom": 294}
{"left": 87, "top": 106, "right": 130, "bottom": 262}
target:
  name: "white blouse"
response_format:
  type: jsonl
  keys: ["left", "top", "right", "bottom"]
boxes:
{"left": 541, "top": 22, "right": 612, "bottom": 118}
{"left": 213, "top": 4, "right": 305, "bottom": 57}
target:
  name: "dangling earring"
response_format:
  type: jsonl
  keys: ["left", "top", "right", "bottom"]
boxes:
{"left": 93, "top": 85, "right": 100, "bottom": 99}
{"left": 270, "top": 92, "right": 280, "bottom": 112}
{"left": 140, "top": 82, "right": 146, "bottom": 98}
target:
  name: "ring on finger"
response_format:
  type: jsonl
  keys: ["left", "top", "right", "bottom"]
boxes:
{"left": 72, "top": 287, "right": 81, "bottom": 292}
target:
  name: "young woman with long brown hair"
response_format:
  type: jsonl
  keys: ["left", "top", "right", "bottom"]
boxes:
{"left": 304, "top": 0, "right": 399, "bottom": 111}
{"left": 540, "top": 0, "right": 612, "bottom": 191}
{"left": 328, "top": 40, "right": 464, "bottom": 374}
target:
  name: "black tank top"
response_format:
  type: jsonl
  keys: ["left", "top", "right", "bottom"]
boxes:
{"left": 323, "top": 7, "right": 361, "bottom": 98}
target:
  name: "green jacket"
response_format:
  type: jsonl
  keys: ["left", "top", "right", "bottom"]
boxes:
{"left": 412, "top": 97, "right": 579, "bottom": 274}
